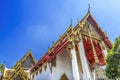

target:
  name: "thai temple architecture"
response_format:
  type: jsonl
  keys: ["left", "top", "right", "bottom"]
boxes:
{"left": 1, "top": 9, "right": 112, "bottom": 80}
{"left": 30, "top": 10, "right": 112, "bottom": 80}
{"left": 2, "top": 51, "right": 36, "bottom": 80}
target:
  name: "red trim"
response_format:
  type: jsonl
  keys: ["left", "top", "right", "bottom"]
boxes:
{"left": 87, "top": 15, "right": 112, "bottom": 49}
{"left": 93, "top": 40, "right": 106, "bottom": 66}
{"left": 31, "top": 37, "right": 70, "bottom": 72}
{"left": 31, "top": 13, "right": 112, "bottom": 73}
{"left": 82, "top": 35, "right": 105, "bottom": 67}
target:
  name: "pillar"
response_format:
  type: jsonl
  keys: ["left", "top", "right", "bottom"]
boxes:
{"left": 70, "top": 43, "right": 80, "bottom": 80}
{"left": 78, "top": 39, "right": 92, "bottom": 80}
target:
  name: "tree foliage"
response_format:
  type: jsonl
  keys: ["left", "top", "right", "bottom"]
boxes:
{"left": 105, "top": 36, "right": 120, "bottom": 79}
{"left": 0, "top": 64, "right": 5, "bottom": 73}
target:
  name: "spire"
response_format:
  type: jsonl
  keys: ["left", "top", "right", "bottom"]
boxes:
{"left": 80, "top": 4, "right": 91, "bottom": 24}
{"left": 77, "top": 19, "right": 79, "bottom": 23}
{"left": 88, "top": 4, "right": 91, "bottom": 12}
{"left": 70, "top": 18, "right": 72, "bottom": 27}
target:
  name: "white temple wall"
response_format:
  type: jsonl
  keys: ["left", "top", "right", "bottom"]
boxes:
{"left": 32, "top": 49, "right": 73, "bottom": 80}
{"left": 51, "top": 49, "right": 73, "bottom": 80}
{"left": 31, "top": 41, "right": 107, "bottom": 80}
{"left": 32, "top": 64, "right": 51, "bottom": 80}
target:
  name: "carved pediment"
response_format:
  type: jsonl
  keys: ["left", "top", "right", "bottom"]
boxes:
{"left": 18, "top": 51, "right": 36, "bottom": 69}
{"left": 80, "top": 21, "right": 101, "bottom": 39}
{"left": 22, "top": 56, "right": 34, "bottom": 69}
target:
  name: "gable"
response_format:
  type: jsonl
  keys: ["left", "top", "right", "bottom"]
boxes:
{"left": 80, "top": 20, "right": 101, "bottom": 39}
{"left": 22, "top": 55, "right": 34, "bottom": 68}
{"left": 19, "top": 51, "right": 36, "bottom": 69}
{"left": 78, "top": 11, "right": 112, "bottom": 49}
{"left": 9, "top": 63, "right": 29, "bottom": 80}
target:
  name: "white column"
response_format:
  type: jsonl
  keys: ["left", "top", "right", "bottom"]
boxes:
{"left": 71, "top": 48, "right": 80, "bottom": 80}
{"left": 79, "top": 41, "right": 92, "bottom": 80}
{"left": 34, "top": 73, "right": 36, "bottom": 80}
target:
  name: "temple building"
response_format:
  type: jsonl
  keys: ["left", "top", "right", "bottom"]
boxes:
{"left": 30, "top": 10, "right": 112, "bottom": 80}
{"left": 1, "top": 10, "right": 112, "bottom": 80}
{"left": 2, "top": 51, "right": 36, "bottom": 80}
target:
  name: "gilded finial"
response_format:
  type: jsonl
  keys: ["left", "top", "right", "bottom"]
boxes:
{"left": 70, "top": 19, "right": 72, "bottom": 27}
{"left": 88, "top": 4, "right": 90, "bottom": 12}
{"left": 77, "top": 19, "right": 80, "bottom": 25}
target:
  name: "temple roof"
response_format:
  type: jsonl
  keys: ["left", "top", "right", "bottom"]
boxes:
{"left": 31, "top": 10, "right": 112, "bottom": 73}
{"left": 3, "top": 67, "right": 15, "bottom": 79}
{"left": 75, "top": 10, "right": 112, "bottom": 49}
{"left": 3, "top": 50, "right": 36, "bottom": 79}
{"left": 19, "top": 50, "right": 36, "bottom": 65}
{"left": 87, "top": 12, "right": 112, "bottom": 48}
{"left": 12, "top": 50, "right": 36, "bottom": 69}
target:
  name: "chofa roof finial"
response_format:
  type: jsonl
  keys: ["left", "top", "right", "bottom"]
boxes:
{"left": 70, "top": 18, "right": 72, "bottom": 27}
{"left": 88, "top": 4, "right": 90, "bottom": 12}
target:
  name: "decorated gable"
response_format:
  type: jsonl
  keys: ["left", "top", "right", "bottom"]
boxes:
{"left": 19, "top": 51, "right": 36, "bottom": 69}
{"left": 80, "top": 13, "right": 102, "bottom": 39}
{"left": 22, "top": 55, "right": 35, "bottom": 69}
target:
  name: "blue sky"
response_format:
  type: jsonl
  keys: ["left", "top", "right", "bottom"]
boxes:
{"left": 0, "top": 0, "right": 120, "bottom": 68}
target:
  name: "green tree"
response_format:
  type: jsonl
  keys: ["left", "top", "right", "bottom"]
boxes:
{"left": 0, "top": 64, "right": 5, "bottom": 73}
{"left": 105, "top": 36, "right": 120, "bottom": 79}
